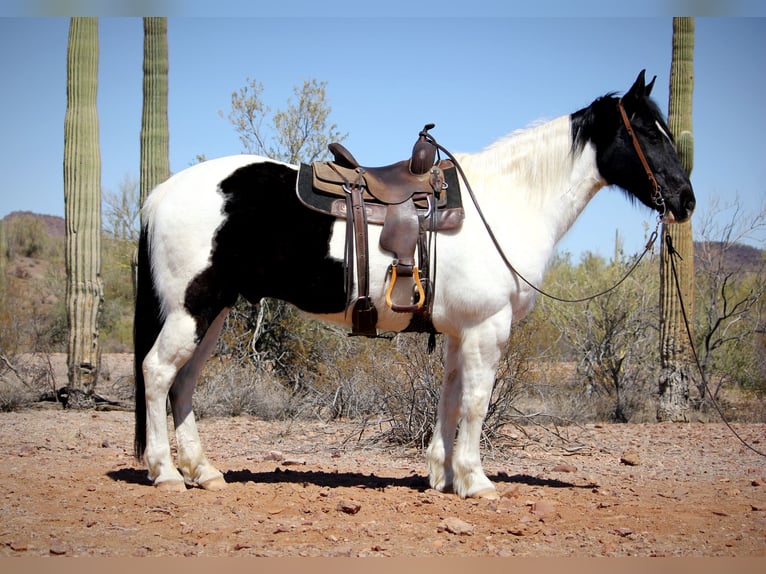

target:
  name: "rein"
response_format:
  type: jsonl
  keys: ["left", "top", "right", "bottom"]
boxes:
{"left": 665, "top": 234, "right": 766, "bottom": 457}
{"left": 421, "top": 108, "right": 664, "bottom": 305}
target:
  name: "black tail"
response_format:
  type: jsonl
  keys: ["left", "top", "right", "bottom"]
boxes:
{"left": 133, "top": 224, "right": 163, "bottom": 460}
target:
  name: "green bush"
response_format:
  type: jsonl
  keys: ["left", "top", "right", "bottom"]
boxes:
{"left": 4, "top": 215, "right": 62, "bottom": 261}
{"left": 100, "top": 236, "right": 137, "bottom": 352}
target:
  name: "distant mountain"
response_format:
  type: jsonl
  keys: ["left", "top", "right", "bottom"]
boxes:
{"left": 694, "top": 241, "right": 764, "bottom": 275}
{"left": 3, "top": 211, "right": 65, "bottom": 239}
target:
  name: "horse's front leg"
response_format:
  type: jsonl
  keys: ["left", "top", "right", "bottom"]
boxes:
{"left": 426, "top": 336, "right": 461, "bottom": 493}
{"left": 451, "top": 312, "right": 511, "bottom": 499}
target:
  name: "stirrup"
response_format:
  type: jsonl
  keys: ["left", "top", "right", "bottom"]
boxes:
{"left": 385, "top": 264, "right": 426, "bottom": 313}
{"left": 351, "top": 296, "right": 378, "bottom": 337}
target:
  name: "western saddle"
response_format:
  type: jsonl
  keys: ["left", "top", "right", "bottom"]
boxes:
{"left": 297, "top": 124, "right": 464, "bottom": 337}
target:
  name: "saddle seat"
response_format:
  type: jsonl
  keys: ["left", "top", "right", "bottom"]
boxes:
{"left": 326, "top": 130, "right": 439, "bottom": 204}
{"left": 314, "top": 150, "right": 444, "bottom": 208}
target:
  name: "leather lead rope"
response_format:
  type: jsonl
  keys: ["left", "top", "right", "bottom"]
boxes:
{"left": 665, "top": 233, "right": 765, "bottom": 457}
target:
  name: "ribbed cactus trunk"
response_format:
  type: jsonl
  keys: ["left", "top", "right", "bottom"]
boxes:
{"left": 140, "top": 17, "right": 170, "bottom": 211}
{"left": 64, "top": 17, "right": 103, "bottom": 408}
{"left": 658, "top": 17, "right": 695, "bottom": 422}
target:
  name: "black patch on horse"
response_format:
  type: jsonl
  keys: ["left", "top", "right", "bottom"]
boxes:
{"left": 184, "top": 161, "right": 347, "bottom": 341}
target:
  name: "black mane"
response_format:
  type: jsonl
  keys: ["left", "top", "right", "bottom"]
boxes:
{"left": 570, "top": 92, "right": 619, "bottom": 155}
{"left": 570, "top": 91, "right": 673, "bottom": 157}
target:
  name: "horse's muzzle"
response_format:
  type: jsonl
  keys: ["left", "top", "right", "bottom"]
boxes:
{"left": 665, "top": 189, "right": 695, "bottom": 224}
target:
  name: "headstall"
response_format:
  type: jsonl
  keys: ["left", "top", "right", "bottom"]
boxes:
{"left": 617, "top": 98, "right": 666, "bottom": 218}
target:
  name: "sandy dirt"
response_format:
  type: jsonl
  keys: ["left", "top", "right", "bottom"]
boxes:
{"left": 0, "top": 403, "right": 764, "bottom": 558}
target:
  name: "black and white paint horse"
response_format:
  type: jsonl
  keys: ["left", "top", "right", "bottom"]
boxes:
{"left": 134, "top": 71, "right": 694, "bottom": 498}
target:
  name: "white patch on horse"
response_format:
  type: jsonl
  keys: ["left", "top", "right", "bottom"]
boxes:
{"left": 655, "top": 120, "right": 673, "bottom": 145}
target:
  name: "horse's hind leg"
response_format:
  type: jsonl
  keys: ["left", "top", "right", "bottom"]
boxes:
{"left": 169, "top": 308, "right": 229, "bottom": 490}
{"left": 142, "top": 310, "right": 200, "bottom": 491}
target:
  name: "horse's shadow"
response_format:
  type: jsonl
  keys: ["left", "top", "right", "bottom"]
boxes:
{"left": 107, "top": 467, "right": 154, "bottom": 486}
{"left": 107, "top": 466, "right": 597, "bottom": 491}
{"left": 494, "top": 471, "right": 597, "bottom": 490}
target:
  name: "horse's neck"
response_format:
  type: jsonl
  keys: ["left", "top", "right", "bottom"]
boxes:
{"left": 458, "top": 115, "right": 606, "bottom": 251}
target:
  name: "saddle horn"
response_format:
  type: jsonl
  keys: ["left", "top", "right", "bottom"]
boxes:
{"left": 409, "top": 123, "right": 437, "bottom": 175}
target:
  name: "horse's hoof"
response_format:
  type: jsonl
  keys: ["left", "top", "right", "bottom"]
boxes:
{"left": 200, "top": 476, "right": 227, "bottom": 491}
{"left": 431, "top": 483, "right": 454, "bottom": 494}
{"left": 154, "top": 480, "right": 187, "bottom": 492}
{"left": 469, "top": 487, "right": 499, "bottom": 500}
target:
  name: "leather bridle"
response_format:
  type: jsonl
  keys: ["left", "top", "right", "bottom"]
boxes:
{"left": 617, "top": 98, "right": 667, "bottom": 218}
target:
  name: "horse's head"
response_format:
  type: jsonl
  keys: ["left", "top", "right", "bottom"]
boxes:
{"left": 588, "top": 70, "right": 696, "bottom": 223}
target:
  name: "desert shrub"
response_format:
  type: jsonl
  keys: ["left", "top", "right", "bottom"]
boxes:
{"left": 0, "top": 216, "right": 67, "bottom": 355}
{"left": 210, "top": 297, "right": 396, "bottom": 421}
{"left": 373, "top": 334, "right": 444, "bottom": 448}
{"left": 0, "top": 295, "right": 20, "bottom": 356}
{"left": 5, "top": 215, "right": 51, "bottom": 260}
{"left": 0, "top": 352, "right": 58, "bottom": 411}
{"left": 100, "top": 235, "right": 137, "bottom": 352}
{"left": 193, "top": 359, "right": 290, "bottom": 420}
{"left": 0, "top": 278, "right": 67, "bottom": 356}
{"left": 297, "top": 333, "right": 391, "bottom": 421}
{"left": 0, "top": 378, "right": 34, "bottom": 412}
{"left": 540, "top": 251, "right": 660, "bottom": 422}
{"left": 694, "top": 243, "right": 766, "bottom": 401}
{"left": 375, "top": 315, "right": 545, "bottom": 448}
{"left": 0, "top": 356, "right": 39, "bottom": 411}
{"left": 214, "top": 298, "right": 312, "bottom": 377}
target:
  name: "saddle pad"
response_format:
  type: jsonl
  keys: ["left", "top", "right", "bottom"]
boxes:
{"left": 296, "top": 162, "right": 463, "bottom": 219}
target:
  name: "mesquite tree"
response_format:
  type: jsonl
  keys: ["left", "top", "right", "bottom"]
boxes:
{"left": 694, "top": 200, "right": 766, "bottom": 402}
{"left": 658, "top": 17, "right": 695, "bottom": 421}
{"left": 221, "top": 77, "right": 346, "bottom": 369}
{"left": 64, "top": 17, "right": 103, "bottom": 407}
{"left": 225, "top": 77, "right": 345, "bottom": 164}
{"left": 140, "top": 17, "right": 170, "bottom": 211}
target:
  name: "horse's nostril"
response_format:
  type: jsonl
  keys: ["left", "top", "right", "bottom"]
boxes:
{"left": 685, "top": 196, "right": 696, "bottom": 213}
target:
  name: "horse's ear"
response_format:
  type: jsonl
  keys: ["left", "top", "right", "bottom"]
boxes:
{"left": 624, "top": 70, "right": 647, "bottom": 104}
{"left": 645, "top": 74, "right": 657, "bottom": 97}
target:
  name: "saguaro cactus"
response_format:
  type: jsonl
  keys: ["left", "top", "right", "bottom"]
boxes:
{"left": 64, "top": 17, "right": 103, "bottom": 407}
{"left": 140, "top": 17, "right": 170, "bottom": 210}
{"left": 658, "top": 17, "right": 695, "bottom": 422}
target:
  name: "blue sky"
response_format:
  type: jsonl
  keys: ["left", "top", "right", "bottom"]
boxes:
{"left": 1, "top": 13, "right": 764, "bottom": 258}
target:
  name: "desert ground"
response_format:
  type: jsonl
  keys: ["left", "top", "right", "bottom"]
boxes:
{"left": 0, "top": 398, "right": 764, "bottom": 557}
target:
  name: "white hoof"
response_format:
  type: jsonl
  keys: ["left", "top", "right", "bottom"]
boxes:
{"left": 432, "top": 483, "right": 454, "bottom": 494}
{"left": 200, "top": 476, "right": 227, "bottom": 491}
{"left": 154, "top": 479, "right": 187, "bottom": 492}
{"left": 469, "top": 487, "right": 499, "bottom": 500}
